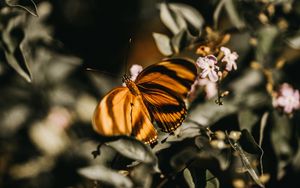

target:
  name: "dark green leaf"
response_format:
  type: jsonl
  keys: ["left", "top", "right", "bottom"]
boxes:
{"left": 239, "top": 130, "right": 262, "bottom": 155}
{"left": 224, "top": 0, "right": 245, "bottom": 29}
{"left": 256, "top": 26, "right": 279, "bottom": 64}
{"left": 228, "top": 130, "right": 264, "bottom": 187}
{"left": 188, "top": 163, "right": 206, "bottom": 188}
{"left": 130, "top": 164, "right": 154, "bottom": 188}
{"left": 2, "top": 18, "right": 32, "bottom": 82}
{"left": 206, "top": 170, "right": 220, "bottom": 188}
{"left": 259, "top": 112, "right": 269, "bottom": 147}
{"left": 195, "top": 136, "right": 230, "bottom": 170}
{"left": 168, "top": 3, "right": 204, "bottom": 34}
{"left": 152, "top": 32, "right": 173, "bottom": 56}
{"left": 78, "top": 165, "right": 133, "bottom": 188}
{"left": 5, "top": 0, "right": 38, "bottom": 17}
{"left": 213, "top": 0, "right": 226, "bottom": 29}
{"left": 189, "top": 100, "right": 237, "bottom": 127}
{"left": 159, "top": 2, "right": 187, "bottom": 35}
{"left": 286, "top": 32, "right": 300, "bottom": 50}
{"left": 270, "top": 111, "right": 295, "bottom": 179}
{"left": 238, "top": 110, "right": 259, "bottom": 132}
{"left": 183, "top": 168, "right": 195, "bottom": 188}
{"left": 4, "top": 46, "right": 31, "bottom": 82}
{"left": 107, "top": 137, "right": 157, "bottom": 165}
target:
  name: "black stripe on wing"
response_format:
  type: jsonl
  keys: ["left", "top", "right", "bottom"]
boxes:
{"left": 139, "top": 86, "right": 187, "bottom": 132}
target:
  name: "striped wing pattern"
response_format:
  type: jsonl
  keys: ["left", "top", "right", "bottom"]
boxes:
{"left": 92, "top": 87, "right": 132, "bottom": 136}
{"left": 92, "top": 58, "right": 197, "bottom": 144}
{"left": 139, "top": 86, "right": 187, "bottom": 132}
{"left": 136, "top": 59, "right": 197, "bottom": 98}
{"left": 136, "top": 59, "right": 197, "bottom": 132}
{"left": 92, "top": 87, "right": 157, "bottom": 144}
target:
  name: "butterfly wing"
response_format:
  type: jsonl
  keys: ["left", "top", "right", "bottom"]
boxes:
{"left": 92, "top": 87, "right": 132, "bottom": 136}
{"left": 135, "top": 58, "right": 197, "bottom": 98}
{"left": 92, "top": 87, "right": 157, "bottom": 144}
{"left": 130, "top": 95, "right": 158, "bottom": 144}
{"left": 139, "top": 86, "right": 187, "bottom": 132}
{"left": 135, "top": 58, "right": 197, "bottom": 132}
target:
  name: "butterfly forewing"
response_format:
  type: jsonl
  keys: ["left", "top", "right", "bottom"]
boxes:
{"left": 92, "top": 87, "right": 132, "bottom": 136}
{"left": 135, "top": 58, "right": 197, "bottom": 98}
{"left": 92, "top": 87, "right": 158, "bottom": 144}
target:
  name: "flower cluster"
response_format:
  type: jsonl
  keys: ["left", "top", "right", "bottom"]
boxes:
{"left": 190, "top": 46, "right": 238, "bottom": 103}
{"left": 273, "top": 83, "right": 300, "bottom": 114}
{"left": 196, "top": 46, "right": 238, "bottom": 83}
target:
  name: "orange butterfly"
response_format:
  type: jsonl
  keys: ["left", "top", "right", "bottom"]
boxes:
{"left": 92, "top": 58, "right": 197, "bottom": 144}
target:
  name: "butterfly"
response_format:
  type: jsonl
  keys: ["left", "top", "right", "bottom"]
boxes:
{"left": 92, "top": 58, "right": 197, "bottom": 144}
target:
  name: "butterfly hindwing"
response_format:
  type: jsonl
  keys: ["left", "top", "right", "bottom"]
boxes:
{"left": 130, "top": 96, "right": 158, "bottom": 143}
{"left": 139, "top": 86, "right": 187, "bottom": 132}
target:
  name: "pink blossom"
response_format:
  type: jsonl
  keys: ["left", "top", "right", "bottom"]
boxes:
{"left": 188, "top": 78, "right": 218, "bottom": 101}
{"left": 220, "top": 47, "right": 238, "bottom": 71}
{"left": 196, "top": 55, "right": 219, "bottom": 82}
{"left": 198, "top": 78, "right": 218, "bottom": 99}
{"left": 273, "top": 83, "right": 300, "bottom": 114}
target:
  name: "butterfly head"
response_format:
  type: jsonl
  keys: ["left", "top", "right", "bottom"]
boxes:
{"left": 122, "top": 74, "right": 131, "bottom": 85}
{"left": 122, "top": 74, "right": 140, "bottom": 96}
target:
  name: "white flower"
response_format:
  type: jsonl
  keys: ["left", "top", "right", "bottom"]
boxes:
{"left": 220, "top": 46, "right": 238, "bottom": 71}
{"left": 129, "top": 64, "right": 143, "bottom": 81}
{"left": 273, "top": 83, "right": 300, "bottom": 114}
{"left": 122, "top": 64, "right": 143, "bottom": 87}
{"left": 196, "top": 55, "right": 219, "bottom": 82}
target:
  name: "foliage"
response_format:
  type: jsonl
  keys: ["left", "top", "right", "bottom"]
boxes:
{"left": 1, "top": 0, "right": 300, "bottom": 188}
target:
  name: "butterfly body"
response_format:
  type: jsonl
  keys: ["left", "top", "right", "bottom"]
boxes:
{"left": 123, "top": 75, "right": 141, "bottom": 96}
{"left": 92, "top": 59, "right": 197, "bottom": 144}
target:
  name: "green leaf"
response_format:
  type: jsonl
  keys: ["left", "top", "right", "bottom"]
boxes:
{"left": 189, "top": 100, "right": 237, "bottom": 127}
{"left": 286, "top": 32, "right": 300, "bottom": 50}
{"left": 213, "top": 0, "right": 226, "bottom": 29}
{"left": 239, "top": 130, "right": 263, "bottom": 156}
{"left": 256, "top": 26, "right": 279, "bottom": 64}
{"left": 159, "top": 2, "right": 187, "bottom": 35}
{"left": 227, "top": 130, "right": 265, "bottom": 187}
{"left": 4, "top": 47, "right": 31, "bottom": 82}
{"left": 259, "top": 112, "right": 269, "bottom": 147}
{"left": 224, "top": 0, "right": 245, "bottom": 29}
{"left": 107, "top": 137, "right": 157, "bottom": 165}
{"left": 5, "top": 0, "right": 38, "bottom": 17}
{"left": 78, "top": 165, "right": 133, "bottom": 188}
{"left": 170, "top": 136, "right": 230, "bottom": 172}
{"left": 2, "top": 18, "right": 32, "bottom": 82}
{"left": 171, "top": 29, "right": 187, "bottom": 54}
{"left": 206, "top": 170, "right": 220, "bottom": 188}
{"left": 168, "top": 3, "right": 204, "bottom": 35}
{"left": 238, "top": 110, "right": 259, "bottom": 131}
{"left": 270, "top": 111, "right": 295, "bottom": 179}
{"left": 130, "top": 164, "right": 154, "bottom": 188}
{"left": 183, "top": 168, "right": 195, "bottom": 188}
{"left": 152, "top": 32, "right": 173, "bottom": 56}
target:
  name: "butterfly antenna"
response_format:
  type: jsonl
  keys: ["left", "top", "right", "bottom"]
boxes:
{"left": 85, "top": 68, "right": 119, "bottom": 78}
{"left": 123, "top": 38, "right": 132, "bottom": 75}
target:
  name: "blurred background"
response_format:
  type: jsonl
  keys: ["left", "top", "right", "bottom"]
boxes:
{"left": 1, "top": 0, "right": 300, "bottom": 188}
